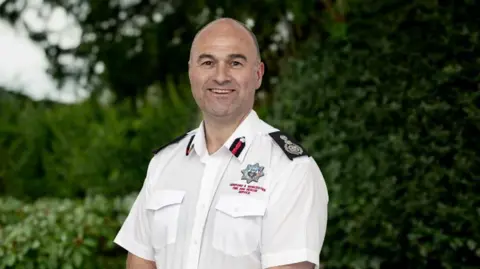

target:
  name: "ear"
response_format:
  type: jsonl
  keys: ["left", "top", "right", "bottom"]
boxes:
{"left": 255, "top": 62, "right": 265, "bottom": 90}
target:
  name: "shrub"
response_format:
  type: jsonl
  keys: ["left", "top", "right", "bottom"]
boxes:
{"left": 267, "top": 1, "right": 480, "bottom": 268}
{"left": 0, "top": 82, "right": 199, "bottom": 200}
{"left": 0, "top": 194, "right": 136, "bottom": 269}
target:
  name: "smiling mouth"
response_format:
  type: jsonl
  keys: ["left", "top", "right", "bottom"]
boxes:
{"left": 208, "top": 88, "right": 235, "bottom": 94}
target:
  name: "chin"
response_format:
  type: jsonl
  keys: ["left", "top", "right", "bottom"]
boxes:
{"left": 209, "top": 110, "right": 232, "bottom": 118}
{"left": 203, "top": 108, "right": 234, "bottom": 118}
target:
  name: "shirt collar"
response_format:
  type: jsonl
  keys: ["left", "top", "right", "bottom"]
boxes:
{"left": 187, "top": 110, "right": 260, "bottom": 162}
{"left": 191, "top": 121, "right": 207, "bottom": 160}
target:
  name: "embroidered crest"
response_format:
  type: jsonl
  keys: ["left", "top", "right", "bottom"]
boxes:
{"left": 269, "top": 131, "right": 309, "bottom": 160}
{"left": 280, "top": 135, "right": 304, "bottom": 155}
{"left": 241, "top": 163, "right": 265, "bottom": 184}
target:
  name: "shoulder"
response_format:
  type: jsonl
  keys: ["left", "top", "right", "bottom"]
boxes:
{"left": 151, "top": 129, "right": 197, "bottom": 155}
{"left": 144, "top": 129, "right": 197, "bottom": 189}
{"left": 267, "top": 130, "right": 310, "bottom": 161}
{"left": 262, "top": 129, "right": 327, "bottom": 201}
{"left": 255, "top": 119, "right": 310, "bottom": 162}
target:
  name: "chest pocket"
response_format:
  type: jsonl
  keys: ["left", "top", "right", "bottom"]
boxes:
{"left": 212, "top": 195, "right": 267, "bottom": 256}
{"left": 146, "top": 190, "right": 185, "bottom": 249}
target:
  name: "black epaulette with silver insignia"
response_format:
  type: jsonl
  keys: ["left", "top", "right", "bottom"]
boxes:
{"left": 269, "top": 131, "right": 309, "bottom": 160}
{"left": 152, "top": 133, "right": 187, "bottom": 155}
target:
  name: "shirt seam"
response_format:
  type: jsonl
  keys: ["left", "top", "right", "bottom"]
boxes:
{"left": 261, "top": 248, "right": 320, "bottom": 268}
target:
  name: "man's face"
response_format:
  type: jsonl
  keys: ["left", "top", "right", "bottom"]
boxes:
{"left": 188, "top": 21, "right": 264, "bottom": 121}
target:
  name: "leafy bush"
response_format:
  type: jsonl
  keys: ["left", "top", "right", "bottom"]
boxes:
{"left": 0, "top": 82, "right": 199, "bottom": 200}
{"left": 0, "top": 194, "right": 135, "bottom": 269}
{"left": 267, "top": 1, "right": 479, "bottom": 268}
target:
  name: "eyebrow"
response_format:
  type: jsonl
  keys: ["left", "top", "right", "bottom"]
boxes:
{"left": 197, "top": 53, "right": 248, "bottom": 63}
{"left": 228, "top": 54, "right": 248, "bottom": 62}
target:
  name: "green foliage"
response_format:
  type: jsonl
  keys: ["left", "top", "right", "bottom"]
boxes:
{"left": 0, "top": 0, "right": 329, "bottom": 101}
{"left": 0, "top": 194, "right": 135, "bottom": 269}
{"left": 0, "top": 83, "right": 198, "bottom": 200}
{"left": 267, "top": 1, "right": 480, "bottom": 268}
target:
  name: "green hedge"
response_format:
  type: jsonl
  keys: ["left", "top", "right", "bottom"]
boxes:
{"left": 0, "top": 81, "right": 199, "bottom": 200}
{"left": 266, "top": 1, "right": 479, "bottom": 268}
{"left": 0, "top": 194, "right": 136, "bottom": 269}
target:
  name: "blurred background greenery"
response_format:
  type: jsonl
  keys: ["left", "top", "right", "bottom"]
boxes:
{"left": 0, "top": 0, "right": 479, "bottom": 268}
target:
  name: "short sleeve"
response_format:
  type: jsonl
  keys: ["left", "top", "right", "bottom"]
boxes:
{"left": 261, "top": 157, "right": 329, "bottom": 269}
{"left": 113, "top": 160, "right": 155, "bottom": 261}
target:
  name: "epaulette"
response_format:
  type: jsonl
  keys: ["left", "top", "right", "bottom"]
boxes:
{"left": 152, "top": 133, "right": 187, "bottom": 155}
{"left": 269, "top": 131, "right": 309, "bottom": 160}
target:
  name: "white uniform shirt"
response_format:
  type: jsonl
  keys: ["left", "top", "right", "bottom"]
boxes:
{"left": 114, "top": 110, "right": 329, "bottom": 269}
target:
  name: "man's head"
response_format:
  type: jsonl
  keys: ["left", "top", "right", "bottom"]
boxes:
{"left": 188, "top": 18, "right": 265, "bottom": 122}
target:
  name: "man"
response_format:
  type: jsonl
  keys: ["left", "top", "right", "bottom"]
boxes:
{"left": 114, "top": 17, "right": 329, "bottom": 269}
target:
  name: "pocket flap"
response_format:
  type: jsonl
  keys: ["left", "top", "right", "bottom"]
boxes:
{"left": 215, "top": 195, "right": 267, "bottom": 218}
{"left": 146, "top": 190, "right": 185, "bottom": 210}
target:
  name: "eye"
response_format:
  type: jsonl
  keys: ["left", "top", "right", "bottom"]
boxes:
{"left": 231, "top": 61, "right": 243, "bottom": 67}
{"left": 201, "top": 60, "right": 213, "bottom": 66}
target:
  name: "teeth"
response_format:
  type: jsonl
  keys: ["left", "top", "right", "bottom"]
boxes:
{"left": 210, "top": 88, "right": 232, "bottom": 93}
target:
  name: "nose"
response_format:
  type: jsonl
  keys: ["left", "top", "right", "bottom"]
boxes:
{"left": 213, "top": 64, "right": 231, "bottom": 85}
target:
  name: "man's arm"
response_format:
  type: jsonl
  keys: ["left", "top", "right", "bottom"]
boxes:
{"left": 127, "top": 253, "right": 156, "bottom": 269}
{"left": 268, "top": 261, "right": 315, "bottom": 269}
{"left": 114, "top": 157, "right": 158, "bottom": 265}
{"left": 260, "top": 157, "right": 329, "bottom": 268}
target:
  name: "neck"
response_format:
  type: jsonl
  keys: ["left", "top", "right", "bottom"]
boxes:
{"left": 203, "top": 111, "right": 250, "bottom": 154}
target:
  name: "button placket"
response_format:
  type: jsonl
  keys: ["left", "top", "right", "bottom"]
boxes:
{"left": 186, "top": 156, "right": 225, "bottom": 269}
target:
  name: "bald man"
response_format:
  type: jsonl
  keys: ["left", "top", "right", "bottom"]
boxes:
{"left": 114, "top": 18, "right": 329, "bottom": 269}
